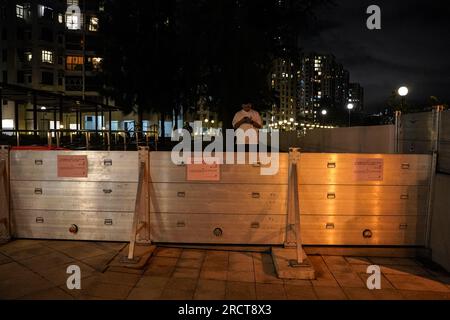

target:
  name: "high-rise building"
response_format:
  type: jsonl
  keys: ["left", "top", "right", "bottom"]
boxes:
{"left": 270, "top": 58, "right": 299, "bottom": 129}
{"left": 0, "top": 0, "right": 106, "bottom": 132}
{"left": 348, "top": 82, "right": 364, "bottom": 111}
{"left": 298, "top": 53, "right": 351, "bottom": 123}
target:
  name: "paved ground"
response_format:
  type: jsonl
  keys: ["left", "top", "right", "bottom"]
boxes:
{"left": 1, "top": 239, "right": 449, "bottom": 300}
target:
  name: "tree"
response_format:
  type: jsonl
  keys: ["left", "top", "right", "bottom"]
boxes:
{"left": 100, "top": 0, "right": 327, "bottom": 137}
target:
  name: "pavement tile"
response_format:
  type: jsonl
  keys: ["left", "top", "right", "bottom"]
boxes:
{"left": 154, "top": 247, "right": 182, "bottom": 258}
{"left": 0, "top": 240, "right": 47, "bottom": 253}
{"left": 106, "top": 266, "right": 144, "bottom": 275}
{"left": 252, "top": 252, "right": 273, "bottom": 266}
{"left": 0, "top": 253, "right": 12, "bottom": 265}
{"left": 371, "top": 289, "right": 404, "bottom": 300}
{"left": 345, "top": 257, "right": 371, "bottom": 265}
{"left": 283, "top": 279, "right": 312, "bottom": 287}
{"left": 225, "top": 281, "right": 256, "bottom": 300}
{"left": 313, "top": 286, "right": 347, "bottom": 300}
{"left": 144, "top": 264, "right": 175, "bottom": 277}
{"left": 58, "top": 244, "right": 109, "bottom": 260}
{"left": 177, "top": 258, "right": 203, "bottom": 269}
{"left": 180, "top": 249, "right": 206, "bottom": 260}
{"left": 200, "top": 269, "right": 228, "bottom": 281}
{"left": 0, "top": 272, "right": 54, "bottom": 300}
{"left": 20, "top": 251, "right": 75, "bottom": 274}
{"left": 83, "top": 281, "right": 133, "bottom": 300}
{"left": 58, "top": 275, "right": 99, "bottom": 298}
{"left": 149, "top": 256, "right": 179, "bottom": 267}
{"left": 309, "top": 256, "right": 339, "bottom": 287}
{"left": 331, "top": 271, "right": 366, "bottom": 288}
{"left": 385, "top": 274, "right": 450, "bottom": 292}
{"left": 400, "top": 290, "right": 450, "bottom": 300}
{"left": 323, "top": 256, "right": 353, "bottom": 273}
{"left": 81, "top": 251, "right": 117, "bottom": 272}
{"left": 227, "top": 270, "right": 255, "bottom": 283}
{"left": 194, "top": 279, "right": 226, "bottom": 300}
{"left": 357, "top": 272, "right": 394, "bottom": 289}
{"left": 206, "top": 250, "right": 229, "bottom": 259}
{"left": 0, "top": 245, "right": 55, "bottom": 261}
{"left": 97, "top": 271, "right": 141, "bottom": 286}
{"left": 255, "top": 283, "right": 287, "bottom": 300}
{"left": 161, "top": 278, "right": 197, "bottom": 300}
{"left": 380, "top": 264, "right": 431, "bottom": 276}
{"left": 93, "top": 242, "right": 127, "bottom": 252}
{"left": 228, "top": 260, "right": 254, "bottom": 272}
{"left": 127, "top": 286, "right": 164, "bottom": 300}
{"left": 284, "top": 285, "right": 317, "bottom": 300}
{"left": 136, "top": 276, "right": 169, "bottom": 289}
{"left": 0, "top": 262, "right": 32, "bottom": 281}
{"left": 350, "top": 264, "right": 371, "bottom": 273}
{"left": 20, "top": 287, "right": 74, "bottom": 300}
{"left": 343, "top": 288, "right": 376, "bottom": 300}
{"left": 36, "top": 261, "right": 97, "bottom": 287}
{"left": 172, "top": 267, "right": 200, "bottom": 279}
{"left": 254, "top": 264, "right": 283, "bottom": 284}
{"left": 43, "top": 240, "right": 87, "bottom": 251}
{"left": 370, "top": 257, "right": 419, "bottom": 266}
{"left": 229, "top": 252, "right": 253, "bottom": 264}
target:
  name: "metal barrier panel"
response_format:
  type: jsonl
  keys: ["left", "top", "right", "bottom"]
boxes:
{"left": 10, "top": 150, "right": 139, "bottom": 241}
{"left": 438, "top": 110, "right": 450, "bottom": 173}
{"left": 149, "top": 152, "right": 289, "bottom": 245}
{"left": 298, "top": 153, "right": 431, "bottom": 246}
{"left": 399, "top": 112, "right": 434, "bottom": 154}
{"left": 149, "top": 152, "right": 432, "bottom": 246}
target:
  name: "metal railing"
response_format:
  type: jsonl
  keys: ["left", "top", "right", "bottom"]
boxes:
{"left": 0, "top": 129, "right": 159, "bottom": 151}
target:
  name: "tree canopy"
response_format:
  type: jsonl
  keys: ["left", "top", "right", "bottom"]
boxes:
{"left": 100, "top": 0, "right": 327, "bottom": 131}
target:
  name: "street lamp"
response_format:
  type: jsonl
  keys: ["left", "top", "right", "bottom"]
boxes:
{"left": 398, "top": 86, "right": 409, "bottom": 110}
{"left": 347, "top": 103, "right": 354, "bottom": 127}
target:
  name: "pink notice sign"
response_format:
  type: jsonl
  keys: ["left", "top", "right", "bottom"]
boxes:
{"left": 57, "top": 155, "right": 88, "bottom": 178}
{"left": 186, "top": 160, "right": 220, "bottom": 181}
{"left": 353, "top": 158, "right": 384, "bottom": 181}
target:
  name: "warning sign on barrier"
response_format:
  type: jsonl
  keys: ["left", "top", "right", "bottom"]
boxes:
{"left": 57, "top": 155, "right": 88, "bottom": 178}
{"left": 353, "top": 158, "right": 384, "bottom": 181}
{"left": 187, "top": 159, "right": 220, "bottom": 181}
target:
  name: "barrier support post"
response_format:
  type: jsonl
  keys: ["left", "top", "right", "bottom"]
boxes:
{"left": 425, "top": 105, "right": 444, "bottom": 248}
{"left": 0, "top": 145, "right": 11, "bottom": 243}
{"left": 126, "top": 147, "right": 151, "bottom": 262}
{"left": 272, "top": 148, "right": 315, "bottom": 279}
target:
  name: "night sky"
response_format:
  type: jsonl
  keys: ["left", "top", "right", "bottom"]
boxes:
{"left": 302, "top": 0, "right": 450, "bottom": 112}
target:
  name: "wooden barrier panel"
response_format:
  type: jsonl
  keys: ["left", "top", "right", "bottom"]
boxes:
{"left": 10, "top": 150, "right": 139, "bottom": 241}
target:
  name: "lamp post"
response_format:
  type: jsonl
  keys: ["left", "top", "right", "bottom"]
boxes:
{"left": 321, "top": 109, "right": 327, "bottom": 125}
{"left": 398, "top": 86, "right": 409, "bottom": 111}
{"left": 347, "top": 103, "right": 354, "bottom": 127}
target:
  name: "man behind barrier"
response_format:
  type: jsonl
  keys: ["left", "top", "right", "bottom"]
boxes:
{"left": 232, "top": 100, "right": 263, "bottom": 152}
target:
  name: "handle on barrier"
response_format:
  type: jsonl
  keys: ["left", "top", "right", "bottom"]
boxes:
{"left": 103, "top": 189, "right": 113, "bottom": 194}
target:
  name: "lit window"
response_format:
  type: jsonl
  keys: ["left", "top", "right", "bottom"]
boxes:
{"left": 38, "top": 5, "right": 53, "bottom": 18}
{"left": 2, "top": 119, "right": 14, "bottom": 129}
{"left": 66, "top": 56, "right": 83, "bottom": 70}
{"left": 90, "top": 57, "right": 102, "bottom": 71}
{"left": 89, "top": 17, "right": 99, "bottom": 31}
{"left": 58, "top": 13, "right": 64, "bottom": 23}
{"left": 16, "top": 5, "right": 24, "bottom": 18}
{"left": 66, "top": 13, "right": 80, "bottom": 30}
{"left": 25, "top": 52, "right": 32, "bottom": 62}
{"left": 41, "top": 50, "right": 53, "bottom": 63}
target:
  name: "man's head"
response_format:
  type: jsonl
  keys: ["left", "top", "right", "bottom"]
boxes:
{"left": 242, "top": 102, "right": 253, "bottom": 112}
